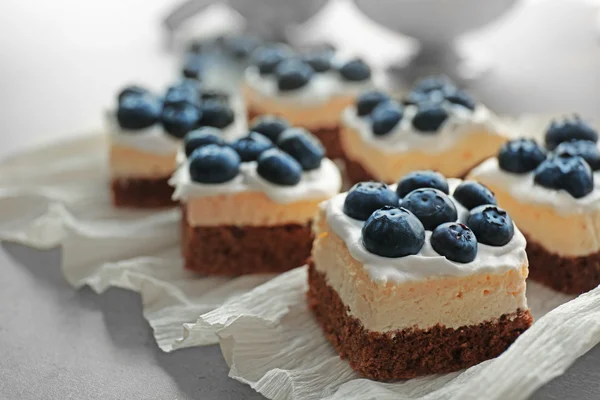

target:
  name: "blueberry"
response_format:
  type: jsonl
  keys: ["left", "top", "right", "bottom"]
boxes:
{"left": 371, "top": 101, "right": 403, "bottom": 136}
{"left": 444, "top": 90, "right": 476, "bottom": 111}
{"left": 249, "top": 115, "right": 290, "bottom": 142}
{"left": 184, "top": 127, "right": 225, "bottom": 157}
{"left": 404, "top": 90, "right": 445, "bottom": 106}
{"left": 256, "top": 148, "right": 303, "bottom": 186}
{"left": 453, "top": 181, "right": 497, "bottom": 210}
{"left": 164, "top": 82, "right": 199, "bottom": 106}
{"left": 467, "top": 205, "right": 514, "bottom": 246}
{"left": 431, "top": 222, "right": 478, "bottom": 263}
{"left": 200, "top": 89, "right": 229, "bottom": 103}
{"left": 545, "top": 117, "right": 598, "bottom": 150}
{"left": 553, "top": 140, "right": 600, "bottom": 171}
{"left": 117, "top": 86, "right": 148, "bottom": 103}
{"left": 396, "top": 170, "right": 449, "bottom": 197}
{"left": 160, "top": 101, "right": 201, "bottom": 138}
{"left": 225, "top": 35, "right": 261, "bottom": 59}
{"left": 197, "top": 100, "right": 235, "bottom": 129}
{"left": 116, "top": 87, "right": 162, "bottom": 130}
{"left": 412, "top": 104, "right": 449, "bottom": 132}
{"left": 302, "top": 51, "right": 332, "bottom": 73}
{"left": 356, "top": 91, "right": 390, "bottom": 117}
{"left": 231, "top": 132, "right": 274, "bottom": 162}
{"left": 361, "top": 206, "right": 425, "bottom": 258}
{"left": 189, "top": 144, "right": 240, "bottom": 184}
{"left": 533, "top": 154, "right": 594, "bottom": 198}
{"left": 343, "top": 182, "right": 400, "bottom": 221}
{"left": 277, "top": 128, "right": 325, "bottom": 171}
{"left": 182, "top": 53, "right": 204, "bottom": 79}
{"left": 253, "top": 46, "right": 291, "bottom": 75}
{"left": 498, "top": 138, "right": 547, "bottom": 173}
{"left": 401, "top": 188, "right": 458, "bottom": 230}
{"left": 275, "top": 59, "right": 314, "bottom": 91}
{"left": 412, "top": 76, "right": 456, "bottom": 94}
{"left": 338, "top": 58, "right": 371, "bottom": 81}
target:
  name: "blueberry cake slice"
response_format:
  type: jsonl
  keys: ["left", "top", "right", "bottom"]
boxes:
{"left": 308, "top": 170, "right": 532, "bottom": 380}
{"left": 469, "top": 117, "right": 600, "bottom": 294}
{"left": 170, "top": 118, "right": 342, "bottom": 275}
{"left": 242, "top": 44, "right": 377, "bottom": 158}
{"left": 340, "top": 76, "right": 509, "bottom": 184}
{"left": 108, "top": 80, "right": 239, "bottom": 208}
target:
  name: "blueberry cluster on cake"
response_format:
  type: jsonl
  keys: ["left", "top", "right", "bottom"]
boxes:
{"left": 340, "top": 76, "right": 509, "bottom": 184}
{"left": 242, "top": 44, "right": 376, "bottom": 158}
{"left": 308, "top": 170, "right": 532, "bottom": 380}
{"left": 171, "top": 116, "right": 342, "bottom": 275}
{"left": 108, "top": 80, "right": 239, "bottom": 208}
{"left": 469, "top": 116, "right": 600, "bottom": 294}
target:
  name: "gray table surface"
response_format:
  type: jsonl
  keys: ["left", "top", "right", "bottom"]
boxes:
{"left": 2, "top": 0, "right": 600, "bottom": 399}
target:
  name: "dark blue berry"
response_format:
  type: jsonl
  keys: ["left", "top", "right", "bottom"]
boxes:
{"left": 498, "top": 138, "right": 547, "bottom": 173}
{"left": 184, "top": 127, "right": 225, "bottom": 157}
{"left": 117, "top": 86, "right": 148, "bottom": 103}
{"left": 253, "top": 46, "right": 291, "bottom": 75}
{"left": 277, "top": 128, "right": 324, "bottom": 171}
{"left": 396, "top": 170, "right": 449, "bottom": 197}
{"left": 453, "top": 181, "right": 497, "bottom": 210}
{"left": 371, "top": 101, "right": 403, "bottom": 136}
{"left": 197, "top": 100, "right": 234, "bottom": 129}
{"left": 545, "top": 117, "right": 598, "bottom": 150}
{"left": 431, "top": 222, "right": 478, "bottom": 263}
{"left": 116, "top": 87, "right": 162, "bottom": 130}
{"left": 356, "top": 91, "right": 390, "bottom": 117}
{"left": 553, "top": 140, "right": 600, "bottom": 171}
{"left": 401, "top": 188, "right": 458, "bottom": 230}
{"left": 231, "top": 132, "right": 273, "bottom": 162}
{"left": 302, "top": 51, "right": 332, "bottom": 73}
{"left": 189, "top": 144, "right": 240, "bottom": 184}
{"left": 338, "top": 59, "right": 371, "bottom": 81}
{"left": 533, "top": 154, "right": 594, "bottom": 198}
{"left": 404, "top": 90, "right": 445, "bottom": 106}
{"left": 343, "top": 182, "right": 400, "bottom": 221}
{"left": 275, "top": 59, "right": 314, "bottom": 91}
{"left": 445, "top": 90, "right": 476, "bottom": 111}
{"left": 249, "top": 115, "right": 290, "bottom": 142}
{"left": 412, "top": 105, "right": 449, "bottom": 132}
{"left": 412, "top": 76, "right": 456, "bottom": 94}
{"left": 256, "top": 148, "right": 303, "bottom": 186}
{"left": 200, "top": 89, "right": 229, "bottom": 103}
{"left": 361, "top": 206, "right": 425, "bottom": 258}
{"left": 161, "top": 101, "right": 201, "bottom": 138}
{"left": 182, "top": 53, "right": 204, "bottom": 79}
{"left": 164, "top": 82, "right": 199, "bottom": 106}
{"left": 467, "top": 205, "right": 514, "bottom": 246}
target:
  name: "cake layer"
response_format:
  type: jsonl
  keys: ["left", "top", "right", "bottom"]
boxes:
{"left": 526, "top": 234, "right": 600, "bottom": 294}
{"left": 181, "top": 210, "right": 312, "bottom": 275}
{"left": 111, "top": 177, "right": 175, "bottom": 208}
{"left": 110, "top": 144, "right": 177, "bottom": 179}
{"left": 467, "top": 176, "right": 600, "bottom": 257}
{"left": 185, "top": 191, "right": 323, "bottom": 227}
{"left": 312, "top": 208, "right": 528, "bottom": 331}
{"left": 244, "top": 85, "right": 354, "bottom": 130}
{"left": 307, "top": 262, "right": 533, "bottom": 380}
{"left": 340, "top": 123, "right": 507, "bottom": 182}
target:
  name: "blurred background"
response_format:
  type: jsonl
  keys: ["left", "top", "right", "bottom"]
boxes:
{"left": 0, "top": 0, "right": 599, "bottom": 156}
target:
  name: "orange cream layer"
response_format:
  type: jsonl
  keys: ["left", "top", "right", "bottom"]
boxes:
{"left": 312, "top": 207, "right": 529, "bottom": 331}
{"left": 243, "top": 85, "right": 354, "bottom": 129}
{"left": 110, "top": 144, "right": 177, "bottom": 179}
{"left": 466, "top": 180, "right": 600, "bottom": 257}
{"left": 186, "top": 191, "right": 326, "bottom": 227}
{"left": 340, "top": 125, "right": 507, "bottom": 182}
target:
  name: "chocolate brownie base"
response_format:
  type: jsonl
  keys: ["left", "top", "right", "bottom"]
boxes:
{"left": 247, "top": 107, "right": 344, "bottom": 159}
{"left": 307, "top": 263, "right": 533, "bottom": 380}
{"left": 526, "top": 235, "right": 600, "bottom": 294}
{"left": 111, "top": 176, "right": 176, "bottom": 208}
{"left": 181, "top": 212, "right": 312, "bottom": 276}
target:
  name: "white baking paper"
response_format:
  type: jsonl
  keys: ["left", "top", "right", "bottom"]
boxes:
{"left": 0, "top": 133, "right": 272, "bottom": 350}
{"left": 193, "top": 266, "right": 600, "bottom": 400}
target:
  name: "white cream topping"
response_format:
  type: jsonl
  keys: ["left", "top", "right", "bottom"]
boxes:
{"left": 324, "top": 179, "right": 528, "bottom": 285}
{"left": 244, "top": 66, "right": 376, "bottom": 106}
{"left": 470, "top": 157, "right": 600, "bottom": 215}
{"left": 342, "top": 103, "right": 507, "bottom": 154}
{"left": 171, "top": 157, "right": 342, "bottom": 204}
